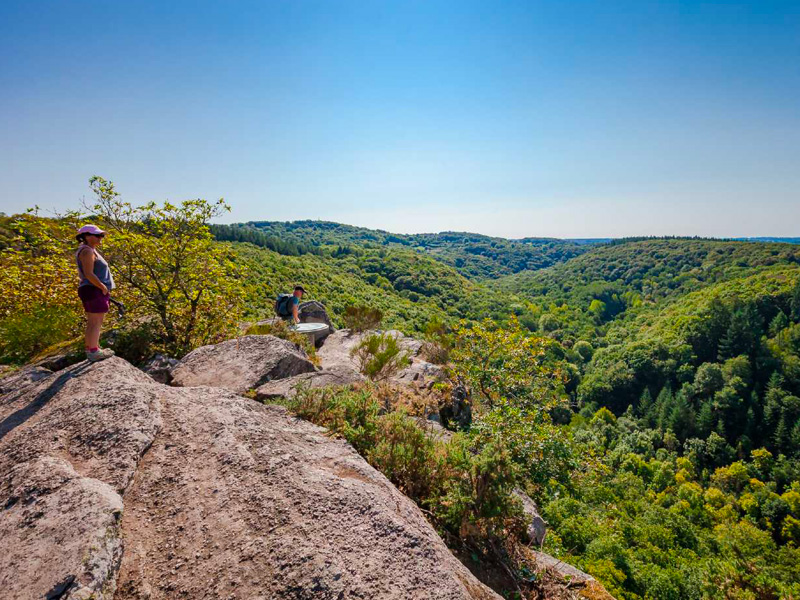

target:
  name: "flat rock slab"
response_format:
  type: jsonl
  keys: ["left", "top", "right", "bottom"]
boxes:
{"left": 170, "top": 335, "right": 317, "bottom": 393}
{"left": 255, "top": 364, "right": 366, "bottom": 400}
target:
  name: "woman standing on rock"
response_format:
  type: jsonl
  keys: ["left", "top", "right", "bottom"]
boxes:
{"left": 76, "top": 225, "right": 115, "bottom": 362}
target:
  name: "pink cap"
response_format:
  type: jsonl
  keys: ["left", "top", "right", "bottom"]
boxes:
{"left": 76, "top": 224, "right": 106, "bottom": 239}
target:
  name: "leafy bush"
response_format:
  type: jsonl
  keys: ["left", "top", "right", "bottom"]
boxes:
{"left": 452, "top": 317, "right": 565, "bottom": 411}
{"left": 433, "top": 436, "right": 522, "bottom": 539}
{"left": 370, "top": 410, "right": 436, "bottom": 502}
{"left": 284, "top": 384, "right": 525, "bottom": 542}
{"left": 343, "top": 304, "right": 383, "bottom": 332}
{"left": 351, "top": 333, "right": 410, "bottom": 381}
{"left": 0, "top": 212, "right": 85, "bottom": 364}
{"left": 88, "top": 176, "right": 244, "bottom": 356}
{"left": 287, "top": 385, "right": 380, "bottom": 454}
{"left": 420, "top": 318, "right": 454, "bottom": 364}
{"left": 0, "top": 306, "right": 80, "bottom": 364}
{"left": 106, "top": 318, "right": 162, "bottom": 365}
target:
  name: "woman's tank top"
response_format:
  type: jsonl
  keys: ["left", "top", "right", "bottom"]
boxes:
{"left": 76, "top": 245, "right": 115, "bottom": 290}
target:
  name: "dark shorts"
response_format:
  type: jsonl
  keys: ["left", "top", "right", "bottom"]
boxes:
{"left": 78, "top": 285, "right": 110, "bottom": 313}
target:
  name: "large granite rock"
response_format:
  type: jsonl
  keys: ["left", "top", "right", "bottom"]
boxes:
{"left": 513, "top": 488, "right": 547, "bottom": 547}
{"left": 298, "top": 300, "right": 335, "bottom": 345}
{"left": 255, "top": 364, "right": 366, "bottom": 401}
{"left": 169, "top": 335, "right": 316, "bottom": 393}
{"left": 0, "top": 357, "right": 501, "bottom": 600}
{"left": 0, "top": 359, "right": 161, "bottom": 600}
{"left": 317, "top": 329, "right": 446, "bottom": 386}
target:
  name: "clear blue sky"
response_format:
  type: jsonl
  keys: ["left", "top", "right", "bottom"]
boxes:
{"left": 1, "top": 0, "right": 798, "bottom": 238}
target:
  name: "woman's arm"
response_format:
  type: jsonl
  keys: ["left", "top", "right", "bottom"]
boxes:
{"left": 79, "top": 248, "right": 109, "bottom": 295}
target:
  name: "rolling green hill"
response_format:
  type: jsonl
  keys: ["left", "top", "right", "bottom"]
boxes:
{"left": 225, "top": 219, "right": 590, "bottom": 280}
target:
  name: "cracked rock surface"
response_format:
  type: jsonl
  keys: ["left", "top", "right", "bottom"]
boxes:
{"left": 0, "top": 356, "right": 499, "bottom": 600}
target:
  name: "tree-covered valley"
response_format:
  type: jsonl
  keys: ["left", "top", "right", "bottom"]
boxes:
{"left": 2, "top": 203, "right": 800, "bottom": 599}
{"left": 223, "top": 224, "right": 800, "bottom": 599}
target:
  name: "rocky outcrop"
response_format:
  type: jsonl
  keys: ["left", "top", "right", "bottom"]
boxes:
{"left": 298, "top": 300, "right": 334, "bottom": 345}
{"left": 0, "top": 359, "right": 161, "bottom": 600}
{"left": 0, "top": 356, "right": 501, "bottom": 600}
{"left": 513, "top": 489, "right": 547, "bottom": 547}
{"left": 255, "top": 364, "right": 366, "bottom": 400}
{"left": 169, "top": 335, "right": 316, "bottom": 393}
{"left": 141, "top": 353, "right": 178, "bottom": 384}
{"left": 317, "top": 329, "right": 446, "bottom": 387}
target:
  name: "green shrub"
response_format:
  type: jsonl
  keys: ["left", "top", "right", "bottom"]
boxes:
{"left": 343, "top": 304, "right": 383, "bottom": 332}
{"left": 285, "top": 384, "right": 524, "bottom": 542}
{"left": 107, "top": 319, "right": 162, "bottom": 365}
{"left": 351, "top": 333, "right": 410, "bottom": 381}
{"left": 369, "top": 410, "right": 436, "bottom": 502}
{"left": 421, "top": 318, "right": 453, "bottom": 364}
{"left": 0, "top": 306, "right": 80, "bottom": 364}
{"left": 287, "top": 386, "right": 380, "bottom": 454}
{"left": 432, "top": 436, "right": 522, "bottom": 539}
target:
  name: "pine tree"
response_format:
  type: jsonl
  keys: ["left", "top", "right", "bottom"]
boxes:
{"left": 655, "top": 385, "right": 674, "bottom": 431}
{"left": 774, "top": 415, "right": 789, "bottom": 452}
{"left": 638, "top": 388, "right": 654, "bottom": 425}
{"left": 790, "top": 419, "right": 800, "bottom": 454}
{"left": 791, "top": 279, "right": 800, "bottom": 321}
{"left": 667, "top": 391, "right": 695, "bottom": 441}
{"left": 764, "top": 372, "right": 786, "bottom": 428}
{"left": 769, "top": 311, "right": 790, "bottom": 337}
{"left": 718, "top": 304, "right": 760, "bottom": 359}
{"left": 697, "top": 402, "right": 715, "bottom": 437}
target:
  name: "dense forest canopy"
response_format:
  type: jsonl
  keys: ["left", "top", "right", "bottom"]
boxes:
{"left": 3, "top": 205, "right": 800, "bottom": 599}
{"left": 236, "top": 219, "right": 593, "bottom": 280}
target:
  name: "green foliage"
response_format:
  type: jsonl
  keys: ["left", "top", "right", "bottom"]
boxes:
{"left": 451, "top": 317, "right": 564, "bottom": 410}
{"left": 433, "top": 437, "right": 521, "bottom": 539}
{"left": 283, "top": 385, "right": 523, "bottom": 542}
{"left": 108, "top": 319, "right": 162, "bottom": 365}
{"left": 210, "top": 223, "right": 319, "bottom": 256}
{"left": 246, "top": 220, "right": 588, "bottom": 279}
{"left": 342, "top": 304, "right": 383, "bottom": 332}
{"left": 369, "top": 410, "right": 436, "bottom": 502}
{"left": 0, "top": 212, "right": 85, "bottom": 363}
{"left": 88, "top": 176, "right": 244, "bottom": 356}
{"left": 350, "top": 333, "right": 410, "bottom": 381}
{"left": 0, "top": 306, "right": 79, "bottom": 364}
{"left": 420, "top": 318, "right": 454, "bottom": 364}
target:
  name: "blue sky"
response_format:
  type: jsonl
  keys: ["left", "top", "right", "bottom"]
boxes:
{"left": 1, "top": 0, "right": 798, "bottom": 238}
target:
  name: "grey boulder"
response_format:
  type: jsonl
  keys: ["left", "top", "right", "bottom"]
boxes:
{"left": 169, "top": 334, "right": 316, "bottom": 393}
{"left": 298, "top": 300, "right": 335, "bottom": 345}
{"left": 513, "top": 488, "right": 547, "bottom": 547}
{"left": 255, "top": 364, "right": 366, "bottom": 401}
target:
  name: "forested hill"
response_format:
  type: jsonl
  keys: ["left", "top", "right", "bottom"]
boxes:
{"left": 216, "top": 220, "right": 592, "bottom": 279}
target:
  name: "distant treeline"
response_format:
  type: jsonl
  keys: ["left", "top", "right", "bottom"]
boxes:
{"left": 211, "top": 224, "right": 320, "bottom": 256}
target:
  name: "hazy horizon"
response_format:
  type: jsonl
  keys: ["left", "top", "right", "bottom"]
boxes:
{"left": 1, "top": 0, "right": 799, "bottom": 238}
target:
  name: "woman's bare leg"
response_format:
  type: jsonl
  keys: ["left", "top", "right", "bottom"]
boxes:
{"left": 85, "top": 312, "right": 105, "bottom": 349}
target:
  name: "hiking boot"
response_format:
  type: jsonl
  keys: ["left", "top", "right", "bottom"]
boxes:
{"left": 86, "top": 348, "right": 115, "bottom": 362}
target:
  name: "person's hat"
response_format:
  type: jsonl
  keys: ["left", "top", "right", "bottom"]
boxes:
{"left": 294, "top": 284, "right": 306, "bottom": 293}
{"left": 76, "top": 224, "right": 106, "bottom": 240}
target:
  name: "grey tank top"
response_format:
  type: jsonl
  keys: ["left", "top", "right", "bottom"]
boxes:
{"left": 76, "top": 245, "right": 115, "bottom": 289}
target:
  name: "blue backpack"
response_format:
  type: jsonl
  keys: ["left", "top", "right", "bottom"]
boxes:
{"left": 275, "top": 293, "right": 295, "bottom": 317}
